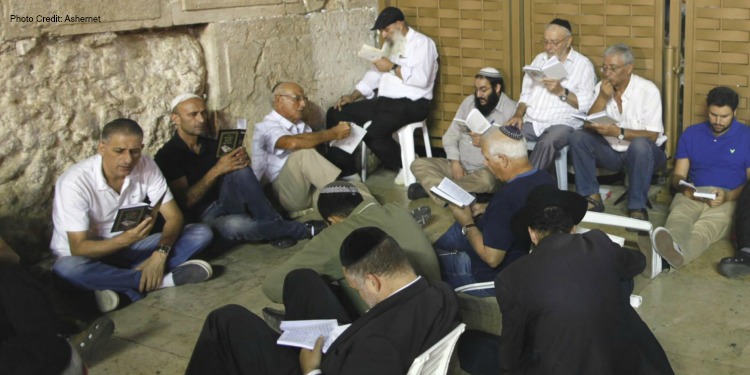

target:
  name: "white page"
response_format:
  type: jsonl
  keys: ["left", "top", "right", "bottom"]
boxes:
{"left": 358, "top": 44, "right": 384, "bottom": 61}
{"left": 464, "top": 108, "right": 492, "bottom": 134}
{"left": 431, "top": 178, "right": 475, "bottom": 207}
{"left": 322, "top": 323, "right": 351, "bottom": 353}
{"left": 277, "top": 320, "right": 338, "bottom": 350}
{"left": 679, "top": 179, "right": 716, "bottom": 200}
{"left": 330, "top": 123, "right": 367, "bottom": 154}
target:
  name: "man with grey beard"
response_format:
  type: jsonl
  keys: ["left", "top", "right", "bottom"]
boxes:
{"left": 325, "top": 7, "right": 438, "bottom": 183}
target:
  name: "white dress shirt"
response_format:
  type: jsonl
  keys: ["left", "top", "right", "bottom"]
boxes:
{"left": 251, "top": 110, "right": 311, "bottom": 183}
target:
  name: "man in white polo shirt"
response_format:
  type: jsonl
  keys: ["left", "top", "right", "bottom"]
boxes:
{"left": 50, "top": 118, "right": 214, "bottom": 312}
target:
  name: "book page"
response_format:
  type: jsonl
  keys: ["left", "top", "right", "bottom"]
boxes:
{"left": 358, "top": 44, "right": 384, "bottom": 61}
{"left": 330, "top": 123, "right": 367, "bottom": 154}
{"left": 522, "top": 66, "right": 545, "bottom": 81}
{"left": 542, "top": 56, "right": 567, "bottom": 80}
{"left": 464, "top": 108, "right": 492, "bottom": 134}
{"left": 431, "top": 178, "right": 475, "bottom": 207}
{"left": 277, "top": 320, "right": 338, "bottom": 351}
{"left": 679, "top": 179, "right": 716, "bottom": 200}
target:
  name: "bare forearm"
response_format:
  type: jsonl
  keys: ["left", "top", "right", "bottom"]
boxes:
{"left": 726, "top": 184, "right": 745, "bottom": 202}
{"left": 159, "top": 217, "right": 183, "bottom": 247}
{"left": 513, "top": 103, "right": 527, "bottom": 118}
{"left": 565, "top": 91, "right": 580, "bottom": 110}
{"left": 72, "top": 236, "right": 133, "bottom": 258}
{"left": 588, "top": 93, "right": 609, "bottom": 115}
{"left": 184, "top": 168, "right": 221, "bottom": 208}
{"left": 465, "top": 228, "right": 505, "bottom": 267}
{"left": 279, "top": 131, "right": 340, "bottom": 150}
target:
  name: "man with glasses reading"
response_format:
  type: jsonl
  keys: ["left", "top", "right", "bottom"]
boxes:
{"left": 506, "top": 18, "right": 596, "bottom": 174}
{"left": 568, "top": 43, "right": 666, "bottom": 221}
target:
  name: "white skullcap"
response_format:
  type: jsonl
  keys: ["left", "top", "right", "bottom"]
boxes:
{"left": 170, "top": 93, "right": 202, "bottom": 112}
{"left": 477, "top": 67, "right": 502, "bottom": 79}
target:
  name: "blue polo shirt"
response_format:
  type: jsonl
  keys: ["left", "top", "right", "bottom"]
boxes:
{"left": 675, "top": 119, "right": 750, "bottom": 190}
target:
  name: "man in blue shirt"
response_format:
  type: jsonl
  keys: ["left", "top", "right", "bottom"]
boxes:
{"left": 652, "top": 86, "right": 750, "bottom": 269}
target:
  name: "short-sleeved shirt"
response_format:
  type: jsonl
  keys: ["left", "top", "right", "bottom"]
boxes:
{"left": 50, "top": 155, "right": 174, "bottom": 257}
{"left": 472, "top": 169, "right": 556, "bottom": 281}
{"left": 251, "top": 110, "right": 311, "bottom": 183}
{"left": 675, "top": 120, "right": 750, "bottom": 190}
{"left": 154, "top": 133, "right": 219, "bottom": 221}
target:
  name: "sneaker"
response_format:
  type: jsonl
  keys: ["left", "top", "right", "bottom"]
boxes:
{"left": 411, "top": 206, "right": 431, "bottom": 226}
{"left": 304, "top": 220, "right": 328, "bottom": 238}
{"left": 172, "top": 260, "right": 213, "bottom": 286}
{"left": 94, "top": 290, "right": 119, "bottom": 313}
{"left": 69, "top": 316, "right": 115, "bottom": 362}
{"left": 262, "top": 307, "right": 285, "bottom": 334}
{"left": 407, "top": 183, "right": 429, "bottom": 200}
{"left": 650, "top": 227, "right": 684, "bottom": 268}
{"left": 394, "top": 169, "right": 406, "bottom": 185}
{"left": 718, "top": 252, "right": 750, "bottom": 278}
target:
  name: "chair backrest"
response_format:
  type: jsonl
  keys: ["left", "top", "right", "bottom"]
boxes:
{"left": 406, "top": 323, "right": 467, "bottom": 375}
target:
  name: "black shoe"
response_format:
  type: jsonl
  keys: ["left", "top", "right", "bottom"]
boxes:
{"left": 271, "top": 237, "right": 297, "bottom": 249}
{"left": 262, "top": 307, "right": 285, "bottom": 334}
{"left": 718, "top": 252, "right": 750, "bottom": 278}
{"left": 626, "top": 209, "right": 649, "bottom": 232}
{"left": 407, "top": 183, "right": 429, "bottom": 200}
{"left": 304, "top": 220, "right": 328, "bottom": 238}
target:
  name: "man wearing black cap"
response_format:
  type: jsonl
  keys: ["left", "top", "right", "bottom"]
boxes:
{"left": 506, "top": 18, "right": 596, "bottom": 173}
{"left": 185, "top": 227, "right": 460, "bottom": 375}
{"left": 325, "top": 6, "right": 439, "bottom": 183}
{"left": 493, "top": 185, "right": 673, "bottom": 374}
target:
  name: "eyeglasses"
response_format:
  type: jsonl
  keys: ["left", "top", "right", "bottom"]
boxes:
{"left": 600, "top": 64, "right": 624, "bottom": 73}
{"left": 540, "top": 36, "right": 569, "bottom": 47}
{"left": 277, "top": 94, "right": 308, "bottom": 103}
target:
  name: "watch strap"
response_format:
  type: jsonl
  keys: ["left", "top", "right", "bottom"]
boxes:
{"left": 155, "top": 244, "right": 172, "bottom": 255}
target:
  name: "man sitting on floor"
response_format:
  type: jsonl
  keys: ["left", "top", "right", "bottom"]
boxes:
{"left": 185, "top": 227, "right": 460, "bottom": 375}
{"left": 51, "top": 118, "right": 214, "bottom": 312}
{"left": 263, "top": 181, "right": 440, "bottom": 314}
{"left": 408, "top": 67, "right": 516, "bottom": 202}
{"left": 433, "top": 126, "right": 554, "bottom": 296}
{"left": 155, "top": 94, "right": 324, "bottom": 249}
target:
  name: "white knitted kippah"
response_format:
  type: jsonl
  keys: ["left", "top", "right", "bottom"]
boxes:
{"left": 478, "top": 67, "right": 502, "bottom": 79}
{"left": 170, "top": 93, "right": 202, "bottom": 112}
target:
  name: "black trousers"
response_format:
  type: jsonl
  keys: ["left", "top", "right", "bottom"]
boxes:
{"left": 326, "top": 97, "right": 431, "bottom": 173}
{"left": 735, "top": 183, "right": 750, "bottom": 251}
{"left": 185, "top": 269, "right": 353, "bottom": 375}
{"left": 0, "top": 264, "right": 71, "bottom": 375}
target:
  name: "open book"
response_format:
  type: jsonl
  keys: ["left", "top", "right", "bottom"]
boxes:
{"left": 111, "top": 191, "right": 166, "bottom": 232}
{"left": 679, "top": 180, "right": 717, "bottom": 200}
{"left": 571, "top": 111, "right": 618, "bottom": 125}
{"left": 276, "top": 319, "right": 350, "bottom": 353}
{"left": 453, "top": 108, "right": 495, "bottom": 134}
{"left": 216, "top": 129, "right": 246, "bottom": 158}
{"left": 358, "top": 44, "right": 385, "bottom": 62}
{"left": 329, "top": 123, "right": 367, "bottom": 154}
{"left": 430, "top": 178, "right": 476, "bottom": 208}
{"left": 522, "top": 56, "right": 567, "bottom": 81}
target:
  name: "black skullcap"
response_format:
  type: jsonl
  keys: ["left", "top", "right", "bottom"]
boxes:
{"left": 340, "top": 227, "right": 387, "bottom": 267}
{"left": 371, "top": 7, "right": 405, "bottom": 30}
{"left": 499, "top": 125, "right": 524, "bottom": 141}
{"left": 550, "top": 18, "right": 572, "bottom": 33}
{"left": 510, "top": 184, "right": 587, "bottom": 236}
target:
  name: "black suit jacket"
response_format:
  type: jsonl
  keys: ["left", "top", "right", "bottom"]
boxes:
{"left": 321, "top": 278, "right": 460, "bottom": 375}
{"left": 495, "top": 230, "right": 674, "bottom": 375}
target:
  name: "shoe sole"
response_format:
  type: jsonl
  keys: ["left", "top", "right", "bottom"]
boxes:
{"left": 174, "top": 260, "right": 213, "bottom": 284}
{"left": 652, "top": 228, "right": 684, "bottom": 268}
{"left": 75, "top": 316, "right": 115, "bottom": 361}
{"left": 94, "top": 290, "right": 119, "bottom": 313}
{"left": 718, "top": 262, "right": 750, "bottom": 278}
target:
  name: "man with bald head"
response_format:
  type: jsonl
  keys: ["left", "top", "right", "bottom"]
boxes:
{"left": 506, "top": 18, "right": 596, "bottom": 173}
{"left": 252, "top": 82, "right": 351, "bottom": 216}
{"left": 154, "top": 94, "right": 323, "bottom": 249}
{"left": 433, "top": 126, "right": 555, "bottom": 295}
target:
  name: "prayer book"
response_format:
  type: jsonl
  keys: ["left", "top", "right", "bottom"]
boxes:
{"left": 329, "top": 123, "right": 367, "bottom": 154}
{"left": 110, "top": 191, "right": 166, "bottom": 232}
{"left": 216, "top": 129, "right": 246, "bottom": 158}
{"left": 571, "top": 111, "right": 618, "bottom": 125}
{"left": 522, "top": 56, "right": 567, "bottom": 80}
{"left": 276, "top": 319, "right": 350, "bottom": 353}
{"left": 679, "top": 180, "right": 717, "bottom": 200}
{"left": 453, "top": 108, "right": 495, "bottom": 134}
{"left": 430, "top": 177, "right": 476, "bottom": 208}
{"left": 357, "top": 44, "right": 385, "bottom": 62}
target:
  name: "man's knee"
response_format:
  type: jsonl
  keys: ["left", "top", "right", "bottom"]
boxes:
{"left": 284, "top": 268, "right": 320, "bottom": 288}
{"left": 568, "top": 129, "right": 591, "bottom": 147}
{"left": 625, "top": 138, "right": 657, "bottom": 163}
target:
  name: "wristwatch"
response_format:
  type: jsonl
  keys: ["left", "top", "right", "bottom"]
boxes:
{"left": 391, "top": 63, "right": 400, "bottom": 73}
{"left": 618, "top": 127, "right": 625, "bottom": 140}
{"left": 155, "top": 244, "right": 172, "bottom": 255}
{"left": 559, "top": 88, "right": 569, "bottom": 102}
{"left": 461, "top": 224, "right": 477, "bottom": 236}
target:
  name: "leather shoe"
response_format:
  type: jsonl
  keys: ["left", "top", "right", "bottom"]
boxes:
{"left": 271, "top": 237, "right": 297, "bottom": 249}
{"left": 718, "top": 252, "right": 750, "bottom": 278}
{"left": 407, "top": 183, "right": 429, "bottom": 200}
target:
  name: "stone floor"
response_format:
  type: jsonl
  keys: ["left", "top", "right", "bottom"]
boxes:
{"left": 84, "top": 169, "right": 749, "bottom": 374}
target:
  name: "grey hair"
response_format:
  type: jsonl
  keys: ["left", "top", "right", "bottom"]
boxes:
{"left": 484, "top": 128, "right": 527, "bottom": 159}
{"left": 604, "top": 43, "right": 634, "bottom": 66}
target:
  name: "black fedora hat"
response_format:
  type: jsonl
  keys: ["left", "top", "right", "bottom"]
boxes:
{"left": 510, "top": 184, "right": 587, "bottom": 237}
{"left": 371, "top": 7, "right": 405, "bottom": 30}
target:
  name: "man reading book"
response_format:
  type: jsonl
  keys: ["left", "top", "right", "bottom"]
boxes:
{"left": 155, "top": 94, "right": 324, "bottom": 249}
{"left": 408, "top": 67, "right": 517, "bottom": 202}
{"left": 433, "top": 126, "right": 554, "bottom": 296}
{"left": 50, "top": 119, "right": 214, "bottom": 312}
{"left": 185, "top": 227, "right": 460, "bottom": 375}
{"left": 651, "top": 87, "right": 750, "bottom": 270}
{"left": 569, "top": 43, "right": 667, "bottom": 221}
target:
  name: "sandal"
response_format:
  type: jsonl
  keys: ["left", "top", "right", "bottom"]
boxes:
{"left": 585, "top": 196, "right": 604, "bottom": 212}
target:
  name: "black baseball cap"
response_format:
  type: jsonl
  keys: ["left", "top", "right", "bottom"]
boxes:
{"left": 371, "top": 7, "right": 405, "bottom": 30}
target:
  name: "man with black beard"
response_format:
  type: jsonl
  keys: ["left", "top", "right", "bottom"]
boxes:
{"left": 325, "top": 7, "right": 439, "bottom": 183}
{"left": 408, "top": 67, "right": 517, "bottom": 202}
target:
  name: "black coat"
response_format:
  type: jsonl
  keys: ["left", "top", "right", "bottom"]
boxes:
{"left": 495, "top": 230, "right": 674, "bottom": 375}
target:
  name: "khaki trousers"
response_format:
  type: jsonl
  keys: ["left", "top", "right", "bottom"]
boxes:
{"left": 665, "top": 193, "right": 735, "bottom": 265}
{"left": 410, "top": 157, "right": 498, "bottom": 203}
{"left": 272, "top": 149, "right": 340, "bottom": 212}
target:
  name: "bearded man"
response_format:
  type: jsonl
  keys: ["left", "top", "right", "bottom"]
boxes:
{"left": 408, "top": 67, "right": 517, "bottom": 202}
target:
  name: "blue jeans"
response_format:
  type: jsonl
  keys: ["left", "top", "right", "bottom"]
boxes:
{"left": 201, "top": 167, "right": 307, "bottom": 247}
{"left": 570, "top": 131, "right": 666, "bottom": 210}
{"left": 52, "top": 223, "right": 213, "bottom": 302}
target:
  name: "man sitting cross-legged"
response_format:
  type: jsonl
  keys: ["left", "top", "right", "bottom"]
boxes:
{"left": 51, "top": 118, "right": 214, "bottom": 312}
{"left": 155, "top": 94, "right": 324, "bottom": 249}
{"left": 185, "top": 227, "right": 460, "bottom": 375}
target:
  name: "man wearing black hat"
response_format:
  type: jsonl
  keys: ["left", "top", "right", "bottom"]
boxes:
{"left": 185, "top": 227, "right": 460, "bottom": 375}
{"left": 506, "top": 18, "right": 596, "bottom": 173}
{"left": 493, "top": 185, "right": 674, "bottom": 374}
{"left": 325, "top": 6, "right": 439, "bottom": 183}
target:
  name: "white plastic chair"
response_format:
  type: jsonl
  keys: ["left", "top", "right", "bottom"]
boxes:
{"left": 526, "top": 141, "right": 568, "bottom": 190}
{"left": 361, "top": 120, "right": 432, "bottom": 184}
{"left": 406, "top": 323, "right": 466, "bottom": 375}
